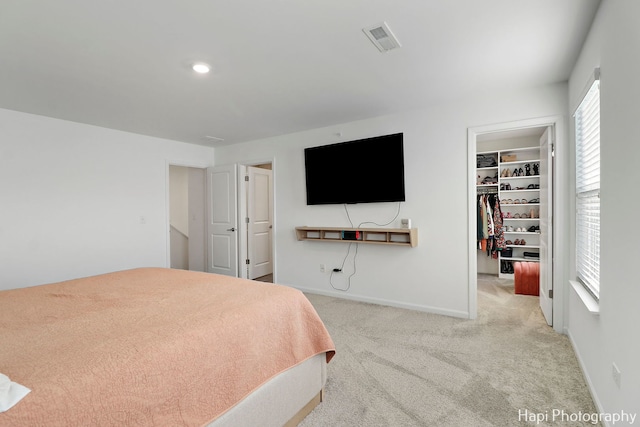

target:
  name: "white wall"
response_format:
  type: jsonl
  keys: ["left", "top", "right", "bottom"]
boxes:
{"left": 214, "top": 84, "right": 568, "bottom": 317}
{"left": 187, "top": 167, "right": 206, "bottom": 272}
{"left": 567, "top": 0, "right": 640, "bottom": 421}
{"left": 0, "top": 108, "right": 214, "bottom": 290}
{"left": 169, "top": 165, "right": 189, "bottom": 236}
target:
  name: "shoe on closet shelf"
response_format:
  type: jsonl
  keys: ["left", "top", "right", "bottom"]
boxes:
{"left": 482, "top": 176, "right": 497, "bottom": 184}
{"left": 504, "top": 212, "right": 512, "bottom": 218}
{"left": 514, "top": 239, "right": 521, "bottom": 245}
{"left": 505, "top": 240, "right": 513, "bottom": 245}
{"left": 514, "top": 213, "right": 521, "bottom": 218}
{"left": 506, "top": 225, "right": 514, "bottom": 232}
{"left": 519, "top": 239, "right": 526, "bottom": 245}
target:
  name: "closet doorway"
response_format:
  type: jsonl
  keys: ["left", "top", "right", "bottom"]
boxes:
{"left": 200, "top": 160, "right": 275, "bottom": 282}
{"left": 468, "top": 117, "right": 562, "bottom": 331}
{"left": 239, "top": 163, "right": 274, "bottom": 282}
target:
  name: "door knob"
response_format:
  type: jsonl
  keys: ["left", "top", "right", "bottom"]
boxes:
{"left": 227, "top": 227, "right": 236, "bottom": 232}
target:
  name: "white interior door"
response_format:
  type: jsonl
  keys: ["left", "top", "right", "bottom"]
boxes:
{"left": 247, "top": 166, "right": 273, "bottom": 279}
{"left": 206, "top": 164, "right": 238, "bottom": 276}
{"left": 539, "top": 127, "right": 553, "bottom": 325}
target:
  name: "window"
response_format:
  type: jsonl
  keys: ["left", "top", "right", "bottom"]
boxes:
{"left": 574, "top": 69, "right": 600, "bottom": 299}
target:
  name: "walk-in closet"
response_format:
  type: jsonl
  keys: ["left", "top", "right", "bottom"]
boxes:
{"left": 475, "top": 127, "right": 551, "bottom": 309}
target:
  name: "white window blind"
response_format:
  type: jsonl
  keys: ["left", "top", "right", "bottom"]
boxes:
{"left": 574, "top": 73, "right": 600, "bottom": 298}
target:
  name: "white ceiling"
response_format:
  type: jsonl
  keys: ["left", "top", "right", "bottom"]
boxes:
{"left": 0, "top": 0, "right": 600, "bottom": 146}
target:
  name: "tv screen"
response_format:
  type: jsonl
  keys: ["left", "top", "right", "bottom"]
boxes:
{"left": 304, "top": 133, "right": 405, "bottom": 205}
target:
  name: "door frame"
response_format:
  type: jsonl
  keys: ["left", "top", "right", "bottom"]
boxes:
{"left": 467, "top": 116, "right": 567, "bottom": 333}
{"left": 237, "top": 158, "right": 277, "bottom": 281}
{"left": 165, "top": 159, "right": 211, "bottom": 269}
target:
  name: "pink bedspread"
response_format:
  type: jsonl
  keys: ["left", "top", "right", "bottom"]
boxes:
{"left": 0, "top": 268, "right": 335, "bottom": 426}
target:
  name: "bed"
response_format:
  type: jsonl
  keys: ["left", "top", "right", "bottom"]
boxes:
{"left": 0, "top": 268, "right": 335, "bottom": 426}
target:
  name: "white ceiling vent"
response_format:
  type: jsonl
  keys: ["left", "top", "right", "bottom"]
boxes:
{"left": 363, "top": 22, "right": 401, "bottom": 52}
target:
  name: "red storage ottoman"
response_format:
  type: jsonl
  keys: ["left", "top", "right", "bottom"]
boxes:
{"left": 514, "top": 261, "right": 539, "bottom": 296}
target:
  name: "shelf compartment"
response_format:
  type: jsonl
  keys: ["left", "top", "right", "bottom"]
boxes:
{"left": 322, "top": 231, "right": 342, "bottom": 240}
{"left": 363, "top": 231, "right": 388, "bottom": 243}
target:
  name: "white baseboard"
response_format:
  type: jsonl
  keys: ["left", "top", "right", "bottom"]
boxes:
{"left": 567, "top": 329, "right": 608, "bottom": 427}
{"left": 291, "top": 285, "right": 470, "bottom": 319}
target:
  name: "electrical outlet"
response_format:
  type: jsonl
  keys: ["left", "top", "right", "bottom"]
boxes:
{"left": 320, "top": 264, "right": 325, "bottom": 273}
{"left": 612, "top": 363, "right": 621, "bottom": 388}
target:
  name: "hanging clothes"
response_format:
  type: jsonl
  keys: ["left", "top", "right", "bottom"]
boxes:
{"left": 476, "top": 193, "right": 506, "bottom": 257}
{"left": 492, "top": 195, "right": 506, "bottom": 251}
{"left": 477, "top": 195, "right": 485, "bottom": 248}
{"left": 477, "top": 193, "right": 500, "bottom": 255}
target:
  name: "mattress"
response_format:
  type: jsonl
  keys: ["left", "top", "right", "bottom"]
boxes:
{"left": 0, "top": 268, "right": 335, "bottom": 426}
{"left": 210, "top": 352, "right": 327, "bottom": 427}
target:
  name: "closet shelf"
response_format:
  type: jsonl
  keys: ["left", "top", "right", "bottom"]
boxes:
{"left": 295, "top": 227, "right": 418, "bottom": 247}
{"left": 504, "top": 231, "right": 540, "bottom": 235}
{"left": 500, "top": 257, "right": 540, "bottom": 262}
{"left": 501, "top": 159, "right": 540, "bottom": 165}
{"left": 499, "top": 175, "right": 540, "bottom": 180}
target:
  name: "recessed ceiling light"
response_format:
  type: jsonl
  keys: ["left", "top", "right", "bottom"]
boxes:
{"left": 192, "top": 63, "right": 211, "bottom": 74}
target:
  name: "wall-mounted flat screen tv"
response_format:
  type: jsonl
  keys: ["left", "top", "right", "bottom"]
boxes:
{"left": 304, "top": 132, "right": 405, "bottom": 205}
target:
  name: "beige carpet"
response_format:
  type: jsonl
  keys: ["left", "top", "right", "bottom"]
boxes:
{"left": 300, "top": 274, "right": 597, "bottom": 426}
